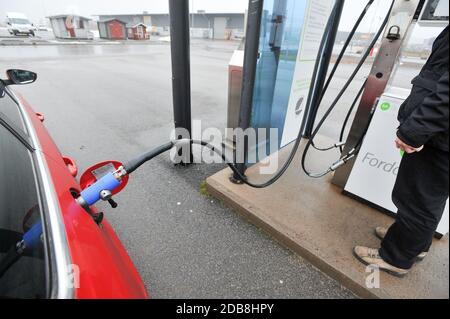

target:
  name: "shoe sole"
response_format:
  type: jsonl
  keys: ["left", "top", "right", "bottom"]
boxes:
{"left": 352, "top": 248, "right": 409, "bottom": 278}
{"left": 374, "top": 230, "right": 427, "bottom": 262}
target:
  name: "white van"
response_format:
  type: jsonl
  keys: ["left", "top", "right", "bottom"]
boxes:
{"left": 6, "top": 12, "right": 36, "bottom": 36}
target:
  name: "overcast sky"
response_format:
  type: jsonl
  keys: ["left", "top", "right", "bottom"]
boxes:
{"left": 0, "top": 0, "right": 444, "bottom": 41}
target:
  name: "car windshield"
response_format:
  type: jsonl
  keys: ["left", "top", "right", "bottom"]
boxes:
{"left": 10, "top": 18, "right": 31, "bottom": 25}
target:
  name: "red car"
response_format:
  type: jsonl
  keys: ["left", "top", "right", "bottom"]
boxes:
{"left": 0, "top": 69, "right": 149, "bottom": 299}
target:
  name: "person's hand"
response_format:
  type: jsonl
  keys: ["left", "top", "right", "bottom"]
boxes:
{"left": 395, "top": 138, "right": 424, "bottom": 154}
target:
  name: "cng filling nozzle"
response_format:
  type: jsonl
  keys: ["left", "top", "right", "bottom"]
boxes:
{"left": 77, "top": 166, "right": 127, "bottom": 208}
{"left": 76, "top": 141, "right": 176, "bottom": 211}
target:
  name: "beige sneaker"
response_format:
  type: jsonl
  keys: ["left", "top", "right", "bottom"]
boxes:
{"left": 374, "top": 227, "right": 428, "bottom": 261}
{"left": 375, "top": 227, "right": 388, "bottom": 240}
{"left": 353, "top": 246, "right": 410, "bottom": 278}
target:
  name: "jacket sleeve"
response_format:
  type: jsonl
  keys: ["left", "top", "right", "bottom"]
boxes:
{"left": 397, "top": 71, "right": 449, "bottom": 148}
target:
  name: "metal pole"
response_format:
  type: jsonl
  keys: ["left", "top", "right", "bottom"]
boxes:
{"left": 231, "top": 0, "right": 264, "bottom": 183}
{"left": 302, "top": 0, "right": 345, "bottom": 138}
{"left": 169, "top": 0, "right": 193, "bottom": 164}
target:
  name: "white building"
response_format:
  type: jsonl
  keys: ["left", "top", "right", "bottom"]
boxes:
{"left": 48, "top": 15, "right": 93, "bottom": 40}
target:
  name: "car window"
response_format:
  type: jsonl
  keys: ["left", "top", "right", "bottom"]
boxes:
{"left": 0, "top": 86, "right": 27, "bottom": 133}
{"left": 10, "top": 19, "right": 32, "bottom": 25}
{"left": 0, "top": 123, "right": 47, "bottom": 299}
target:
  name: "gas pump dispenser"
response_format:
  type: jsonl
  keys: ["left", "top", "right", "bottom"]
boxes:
{"left": 341, "top": 0, "right": 449, "bottom": 236}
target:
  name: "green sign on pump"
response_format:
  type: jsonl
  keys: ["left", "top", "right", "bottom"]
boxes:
{"left": 380, "top": 102, "right": 391, "bottom": 111}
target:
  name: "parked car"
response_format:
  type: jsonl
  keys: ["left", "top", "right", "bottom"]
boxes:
{"left": 5, "top": 12, "right": 37, "bottom": 37}
{"left": 0, "top": 69, "right": 149, "bottom": 299}
{"left": 36, "top": 25, "right": 52, "bottom": 32}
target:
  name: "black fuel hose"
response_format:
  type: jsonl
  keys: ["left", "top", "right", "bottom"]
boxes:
{"left": 124, "top": 142, "right": 174, "bottom": 175}
{"left": 311, "top": 0, "right": 374, "bottom": 152}
{"left": 192, "top": 140, "right": 288, "bottom": 189}
{"left": 302, "top": 0, "right": 395, "bottom": 178}
{"left": 318, "top": 0, "right": 374, "bottom": 106}
{"left": 339, "top": 79, "right": 368, "bottom": 153}
{"left": 122, "top": 139, "right": 291, "bottom": 189}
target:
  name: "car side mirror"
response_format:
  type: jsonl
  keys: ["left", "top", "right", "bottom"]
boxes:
{"left": 4, "top": 69, "right": 37, "bottom": 86}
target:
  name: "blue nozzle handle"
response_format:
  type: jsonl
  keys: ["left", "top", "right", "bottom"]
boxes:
{"left": 23, "top": 222, "right": 43, "bottom": 249}
{"left": 80, "top": 173, "right": 121, "bottom": 206}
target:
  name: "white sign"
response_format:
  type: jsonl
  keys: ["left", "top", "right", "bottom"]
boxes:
{"left": 345, "top": 94, "right": 449, "bottom": 236}
{"left": 281, "top": 0, "right": 334, "bottom": 147}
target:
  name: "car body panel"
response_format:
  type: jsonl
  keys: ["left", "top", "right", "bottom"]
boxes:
{"left": 15, "top": 92, "right": 149, "bottom": 299}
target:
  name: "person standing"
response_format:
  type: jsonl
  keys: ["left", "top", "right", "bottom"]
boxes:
{"left": 354, "top": 26, "right": 449, "bottom": 277}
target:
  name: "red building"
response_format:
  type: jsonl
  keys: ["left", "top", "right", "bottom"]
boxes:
{"left": 98, "top": 19, "right": 127, "bottom": 40}
{"left": 127, "top": 23, "right": 150, "bottom": 40}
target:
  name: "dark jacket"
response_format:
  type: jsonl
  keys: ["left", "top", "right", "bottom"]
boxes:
{"left": 397, "top": 26, "right": 449, "bottom": 152}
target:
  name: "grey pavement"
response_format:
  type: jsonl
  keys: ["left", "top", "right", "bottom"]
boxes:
{"left": 0, "top": 40, "right": 422, "bottom": 298}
